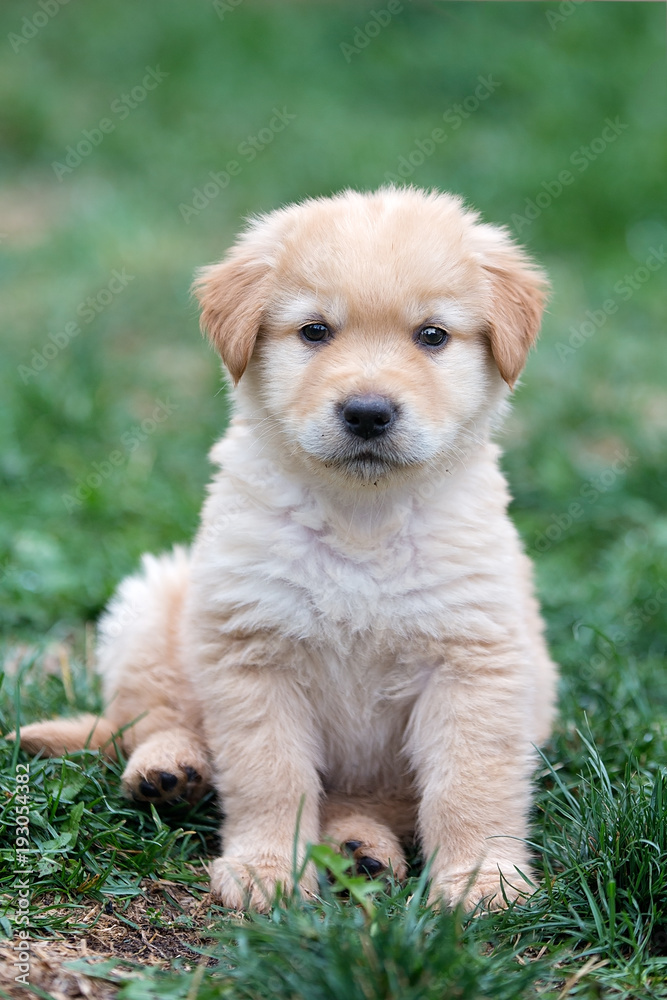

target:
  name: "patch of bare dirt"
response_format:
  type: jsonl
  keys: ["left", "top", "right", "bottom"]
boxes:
{"left": 0, "top": 879, "right": 221, "bottom": 999}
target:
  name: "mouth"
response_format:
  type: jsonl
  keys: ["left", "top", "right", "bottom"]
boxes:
{"left": 320, "top": 441, "right": 419, "bottom": 480}
{"left": 296, "top": 410, "right": 431, "bottom": 481}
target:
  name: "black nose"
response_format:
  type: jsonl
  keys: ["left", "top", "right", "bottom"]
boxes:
{"left": 342, "top": 395, "right": 396, "bottom": 440}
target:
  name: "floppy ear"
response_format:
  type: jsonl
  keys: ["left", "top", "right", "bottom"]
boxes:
{"left": 193, "top": 251, "right": 271, "bottom": 383}
{"left": 476, "top": 226, "right": 549, "bottom": 389}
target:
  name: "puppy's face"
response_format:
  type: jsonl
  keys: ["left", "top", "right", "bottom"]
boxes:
{"left": 196, "top": 189, "right": 548, "bottom": 483}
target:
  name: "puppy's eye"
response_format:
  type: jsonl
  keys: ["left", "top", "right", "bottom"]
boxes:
{"left": 300, "top": 322, "right": 331, "bottom": 344}
{"left": 417, "top": 326, "right": 449, "bottom": 348}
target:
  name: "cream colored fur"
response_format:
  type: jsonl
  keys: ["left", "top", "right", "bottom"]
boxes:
{"left": 16, "top": 187, "right": 557, "bottom": 912}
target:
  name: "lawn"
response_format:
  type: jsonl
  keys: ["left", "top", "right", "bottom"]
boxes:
{"left": 1, "top": 2, "right": 666, "bottom": 997}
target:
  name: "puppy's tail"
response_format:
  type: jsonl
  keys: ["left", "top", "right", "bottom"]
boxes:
{"left": 8, "top": 714, "right": 118, "bottom": 760}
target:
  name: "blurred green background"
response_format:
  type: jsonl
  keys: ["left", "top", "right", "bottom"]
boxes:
{"left": 1, "top": 1, "right": 665, "bottom": 717}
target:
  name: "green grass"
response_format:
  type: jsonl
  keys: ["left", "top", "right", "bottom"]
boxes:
{"left": 1, "top": 1, "right": 666, "bottom": 997}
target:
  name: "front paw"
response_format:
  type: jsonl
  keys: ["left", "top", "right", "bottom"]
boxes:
{"left": 209, "top": 854, "right": 318, "bottom": 912}
{"left": 121, "top": 732, "right": 211, "bottom": 805}
{"left": 430, "top": 863, "right": 535, "bottom": 912}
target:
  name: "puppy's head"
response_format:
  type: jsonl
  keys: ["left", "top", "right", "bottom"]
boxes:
{"left": 195, "top": 188, "right": 548, "bottom": 483}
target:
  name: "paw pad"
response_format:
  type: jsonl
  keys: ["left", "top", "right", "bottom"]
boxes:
{"left": 342, "top": 839, "right": 387, "bottom": 877}
{"left": 138, "top": 779, "right": 161, "bottom": 798}
{"left": 355, "top": 855, "right": 385, "bottom": 877}
{"left": 159, "top": 771, "right": 178, "bottom": 792}
{"left": 125, "top": 761, "right": 208, "bottom": 805}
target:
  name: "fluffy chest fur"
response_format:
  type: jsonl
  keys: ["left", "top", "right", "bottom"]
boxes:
{"left": 190, "top": 426, "right": 524, "bottom": 657}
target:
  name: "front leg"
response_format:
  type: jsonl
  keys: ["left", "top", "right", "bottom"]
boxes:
{"left": 201, "top": 645, "right": 322, "bottom": 911}
{"left": 408, "top": 640, "right": 536, "bottom": 910}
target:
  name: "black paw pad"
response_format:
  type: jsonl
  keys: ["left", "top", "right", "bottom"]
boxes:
{"left": 184, "top": 766, "right": 201, "bottom": 783}
{"left": 356, "top": 856, "right": 385, "bottom": 877}
{"left": 139, "top": 779, "right": 160, "bottom": 798}
{"left": 159, "top": 772, "right": 178, "bottom": 792}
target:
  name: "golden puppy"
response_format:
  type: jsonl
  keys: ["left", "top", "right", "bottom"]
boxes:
{"left": 18, "top": 187, "right": 557, "bottom": 911}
